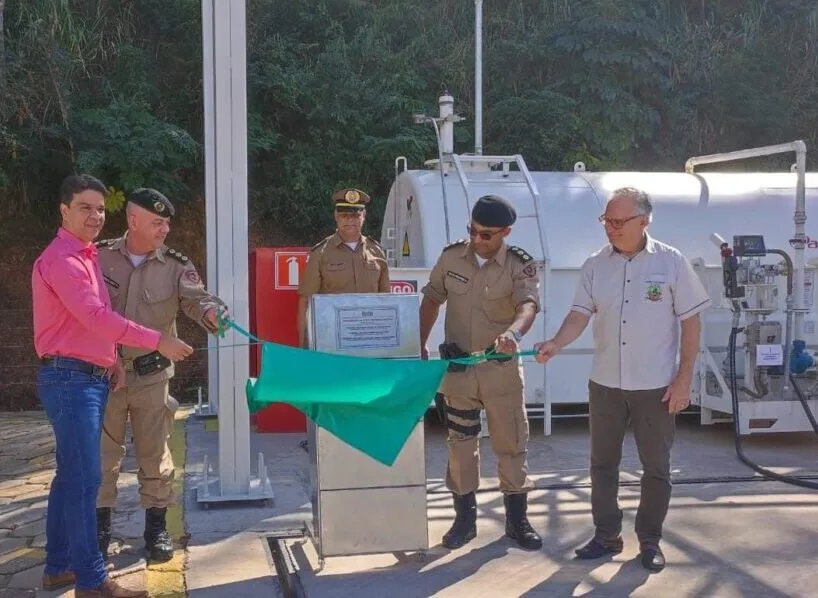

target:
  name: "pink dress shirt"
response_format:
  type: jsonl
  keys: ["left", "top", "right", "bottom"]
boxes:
{"left": 32, "top": 227, "right": 162, "bottom": 368}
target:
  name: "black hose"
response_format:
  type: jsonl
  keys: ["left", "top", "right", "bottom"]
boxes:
{"left": 790, "top": 373, "right": 818, "bottom": 434}
{"left": 728, "top": 326, "right": 818, "bottom": 490}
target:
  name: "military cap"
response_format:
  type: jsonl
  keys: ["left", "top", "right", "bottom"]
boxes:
{"left": 332, "top": 188, "right": 370, "bottom": 212}
{"left": 471, "top": 194, "right": 516, "bottom": 227}
{"left": 128, "top": 188, "right": 175, "bottom": 218}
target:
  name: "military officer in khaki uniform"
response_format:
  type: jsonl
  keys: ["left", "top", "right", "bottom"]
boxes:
{"left": 420, "top": 194, "right": 542, "bottom": 551}
{"left": 95, "top": 188, "right": 226, "bottom": 563}
{"left": 296, "top": 188, "right": 390, "bottom": 346}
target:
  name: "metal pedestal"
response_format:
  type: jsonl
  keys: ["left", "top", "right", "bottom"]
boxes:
{"left": 305, "top": 293, "right": 429, "bottom": 559}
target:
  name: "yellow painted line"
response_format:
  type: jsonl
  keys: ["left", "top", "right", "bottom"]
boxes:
{"left": 0, "top": 547, "right": 45, "bottom": 565}
{"left": 146, "top": 409, "right": 189, "bottom": 597}
{"left": 204, "top": 418, "right": 219, "bottom": 433}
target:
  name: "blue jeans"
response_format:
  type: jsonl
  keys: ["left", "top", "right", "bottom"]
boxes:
{"left": 37, "top": 364, "right": 110, "bottom": 590}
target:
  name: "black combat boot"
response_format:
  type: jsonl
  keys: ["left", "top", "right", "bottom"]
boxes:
{"left": 144, "top": 507, "right": 174, "bottom": 562}
{"left": 504, "top": 493, "right": 542, "bottom": 550}
{"left": 96, "top": 507, "right": 112, "bottom": 562}
{"left": 442, "top": 492, "right": 477, "bottom": 549}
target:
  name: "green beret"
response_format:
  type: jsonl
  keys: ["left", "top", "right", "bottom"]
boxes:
{"left": 471, "top": 194, "right": 516, "bottom": 227}
{"left": 128, "top": 188, "right": 175, "bottom": 218}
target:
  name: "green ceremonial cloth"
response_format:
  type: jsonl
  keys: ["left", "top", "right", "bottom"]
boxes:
{"left": 245, "top": 342, "right": 449, "bottom": 467}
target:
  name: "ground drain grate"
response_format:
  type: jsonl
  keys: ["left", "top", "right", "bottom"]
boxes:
{"left": 266, "top": 528, "right": 308, "bottom": 598}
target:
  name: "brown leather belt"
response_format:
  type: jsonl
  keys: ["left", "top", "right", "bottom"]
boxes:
{"left": 41, "top": 356, "right": 110, "bottom": 378}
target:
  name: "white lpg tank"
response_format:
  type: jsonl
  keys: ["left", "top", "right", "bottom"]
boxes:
{"left": 380, "top": 153, "right": 818, "bottom": 433}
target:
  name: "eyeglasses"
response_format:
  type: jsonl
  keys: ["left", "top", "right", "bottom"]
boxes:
{"left": 598, "top": 214, "right": 643, "bottom": 229}
{"left": 467, "top": 225, "right": 505, "bottom": 240}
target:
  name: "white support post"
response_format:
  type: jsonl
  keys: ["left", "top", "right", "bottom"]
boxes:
{"left": 198, "top": 0, "right": 218, "bottom": 419}
{"left": 198, "top": 0, "right": 272, "bottom": 506}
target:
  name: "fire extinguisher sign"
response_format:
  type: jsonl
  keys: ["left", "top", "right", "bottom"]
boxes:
{"left": 274, "top": 251, "right": 309, "bottom": 290}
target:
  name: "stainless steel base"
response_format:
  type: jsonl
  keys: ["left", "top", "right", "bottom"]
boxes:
{"left": 308, "top": 420, "right": 428, "bottom": 558}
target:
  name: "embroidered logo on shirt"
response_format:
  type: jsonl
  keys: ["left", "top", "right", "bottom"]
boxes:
{"left": 446, "top": 271, "right": 469, "bottom": 284}
{"left": 103, "top": 274, "right": 120, "bottom": 289}
{"left": 646, "top": 283, "right": 663, "bottom": 302}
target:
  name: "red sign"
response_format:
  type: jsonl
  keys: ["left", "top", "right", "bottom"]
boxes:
{"left": 390, "top": 280, "right": 418, "bottom": 294}
{"left": 274, "top": 251, "right": 309, "bottom": 290}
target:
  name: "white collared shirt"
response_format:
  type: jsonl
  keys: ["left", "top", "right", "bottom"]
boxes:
{"left": 570, "top": 233, "right": 711, "bottom": 391}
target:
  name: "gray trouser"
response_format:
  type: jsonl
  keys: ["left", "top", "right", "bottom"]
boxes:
{"left": 588, "top": 380, "right": 676, "bottom": 546}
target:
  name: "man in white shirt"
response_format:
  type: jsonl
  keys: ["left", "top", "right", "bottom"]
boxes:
{"left": 535, "top": 187, "right": 711, "bottom": 572}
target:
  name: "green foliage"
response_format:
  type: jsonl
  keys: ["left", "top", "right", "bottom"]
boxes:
{"left": 104, "top": 186, "right": 126, "bottom": 213}
{"left": 74, "top": 99, "right": 198, "bottom": 196}
{"left": 1, "top": 0, "right": 817, "bottom": 236}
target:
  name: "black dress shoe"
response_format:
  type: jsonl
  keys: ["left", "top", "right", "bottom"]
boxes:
{"left": 574, "top": 536, "right": 624, "bottom": 559}
{"left": 639, "top": 545, "right": 666, "bottom": 572}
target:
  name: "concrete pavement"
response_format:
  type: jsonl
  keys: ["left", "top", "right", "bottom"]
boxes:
{"left": 4, "top": 408, "right": 818, "bottom": 596}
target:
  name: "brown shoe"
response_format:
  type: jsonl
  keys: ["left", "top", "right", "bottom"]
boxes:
{"left": 43, "top": 561, "right": 114, "bottom": 590}
{"left": 42, "top": 570, "right": 75, "bottom": 590}
{"left": 75, "top": 578, "right": 148, "bottom": 597}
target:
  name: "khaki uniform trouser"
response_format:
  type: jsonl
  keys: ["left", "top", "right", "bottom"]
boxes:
{"left": 97, "top": 381, "right": 179, "bottom": 509}
{"left": 444, "top": 389, "right": 533, "bottom": 496}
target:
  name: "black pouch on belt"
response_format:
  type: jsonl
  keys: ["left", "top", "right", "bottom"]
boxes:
{"left": 133, "top": 351, "right": 172, "bottom": 376}
{"left": 439, "top": 342, "right": 469, "bottom": 373}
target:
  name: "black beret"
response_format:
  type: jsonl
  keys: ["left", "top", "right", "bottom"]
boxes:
{"left": 128, "top": 188, "right": 175, "bottom": 218}
{"left": 471, "top": 194, "right": 516, "bottom": 227}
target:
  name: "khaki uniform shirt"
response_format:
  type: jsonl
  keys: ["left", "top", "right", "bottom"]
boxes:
{"left": 96, "top": 235, "right": 225, "bottom": 387}
{"left": 421, "top": 240, "right": 540, "bottom": 397}
{"left": 298, "top": 232, "right": 390, "bottom": 296}
{"left": 570, "top": 233, "right": 711, "bottom": 391}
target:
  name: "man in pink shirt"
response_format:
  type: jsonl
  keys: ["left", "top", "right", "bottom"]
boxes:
{"left": 32, "top": 173, "right": 193, "bottom": 598}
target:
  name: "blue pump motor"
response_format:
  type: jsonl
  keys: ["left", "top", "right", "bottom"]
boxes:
{"left": 790, "top": 339, "right": 814, "bottom": 374}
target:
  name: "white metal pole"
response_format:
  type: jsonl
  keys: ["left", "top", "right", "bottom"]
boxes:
{"left": 198, "top": 0, "right": 271, "bottom": 506}
{"left": 198, "top": 0, "right": 252, "bottom": 501}
{"left": 213, "top": 0, "right": 251, "bottom": 496}
{"left": 438, "top": 93, "right": 454, "bottom": 155}
{"left": 226, "top": 0, "right": 252, "bottom": 493}
{"left": 794, "top": 141, "right": 808, "bottom": 343}
{"left": 474, "top": 0, "right": 483, "bottom": 155}
{"left": 202, "top": 0, "right": 219, "bottom": 417}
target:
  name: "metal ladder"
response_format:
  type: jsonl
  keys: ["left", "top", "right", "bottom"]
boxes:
{"left": 449, "top": 154, "right": 548, "bottom": 261}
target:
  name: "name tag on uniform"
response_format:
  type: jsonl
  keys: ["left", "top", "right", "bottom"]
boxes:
{"left": 446, "top": 271, "right": 469, "bottom": 284}
{"left": 103, "top": 274, "right": 119, "bottom": 289}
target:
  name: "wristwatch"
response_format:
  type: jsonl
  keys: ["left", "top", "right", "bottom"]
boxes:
{"left": 508, "top": 329, "right": 523, "bottom": 343}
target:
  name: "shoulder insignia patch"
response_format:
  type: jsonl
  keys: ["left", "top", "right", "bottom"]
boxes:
{"left": 365, "top": 236, "right": 383, "bottom": 250}
{"left": 166, "top": 248, "right": 189, "bottom": 264}
{"left": 443, "top": 239, "right": 467, "bottom": 251}
{"left": 95, "top": 238, "right": 117, "bottom": 248}
{"left": 508, "top": 245, "right": 533, "bottom": 264}
{"left": 310, "top": 238, "right": 329, "bottom": 252}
